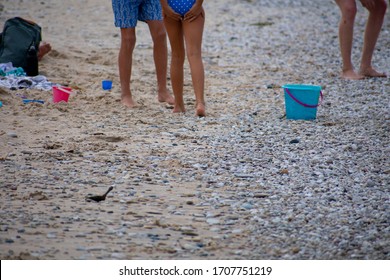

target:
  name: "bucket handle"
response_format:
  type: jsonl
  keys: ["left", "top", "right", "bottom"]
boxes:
{"left": 285, "top": 88, "right": 323, "bottom": 108}
{"left": 56, "top": 86, "right": 73, "bottom": 95}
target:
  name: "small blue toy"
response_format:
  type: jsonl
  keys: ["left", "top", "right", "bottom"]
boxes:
{"left": 23, "top": 99, "right": 44, "bottom": 104}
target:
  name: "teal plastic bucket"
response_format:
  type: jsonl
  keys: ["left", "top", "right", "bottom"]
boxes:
{"left": 282, "top": 84, "right": 323, "bottom": 120}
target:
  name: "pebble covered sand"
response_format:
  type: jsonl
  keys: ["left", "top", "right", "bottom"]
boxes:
{"left": 0, "top": 0, "right": 389, "bottom": 259}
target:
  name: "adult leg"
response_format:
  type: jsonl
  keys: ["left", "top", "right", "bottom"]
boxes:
{"left": 119, "top": 28, "right": 137, "bottom": 107}
{"left": 335, "top": 0, "right": 363, "bottom": 80}
{"left": 183, "top": 9, "right": 205, "bottom": 116}
{"left": 147, "top": 20, "right": 175, "bottom": 104}
{"left": 164, "top": 17, "right": 186, "bottom": 113}
{"left": 359, "top": 0, "right": 387, "bottom": 77}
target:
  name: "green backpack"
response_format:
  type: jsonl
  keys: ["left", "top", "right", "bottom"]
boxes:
{"left": 0, "top": 17, "right": 42, "bottom": 70}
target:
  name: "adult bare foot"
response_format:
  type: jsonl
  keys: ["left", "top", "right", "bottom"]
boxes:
{"left": 38, "top": 42, "right": 52, "bottom": 61}
{"left": 195, "top": 102, "right": 206, "bottom": 117}
{"left": 359, "top": 67, "right": 387, "bottom": 78}
{"left": 158, "top": 90, "right": 175, "bottom": 105}
{"left": 341, "top": 69, "right": 364, "bottom": 80}
{"left": 122, "top": 94, "right": 137, "bottom": 108}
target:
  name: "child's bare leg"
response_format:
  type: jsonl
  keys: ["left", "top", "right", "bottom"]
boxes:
{"left": 164, "top": 17, "right": 186, "bottom": 113}
{"left": 183, "top": 9, "right": 205, "bottom": 116}
{"left": 38, "top": 42, "right": 51, "bottom": 60}
{"left": 147, "top": 20, "right": 175, "bottom": 104}
{"left": 335, "top": 0, "right": 363, "bottom": 80}
{"left": 119, "top": 28, "right": 137, "bottom": 108}
{"left": 359, "top": 0, "right": 387, "bottom": 77}
{"left": 171, "top": 47, "right": 186, "bottom": 113}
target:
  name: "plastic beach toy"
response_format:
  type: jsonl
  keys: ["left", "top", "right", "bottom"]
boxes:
{"left": 52, "top": 86, "right": 72, "bottom": 103}
{"left": 102, "top": 80, "right": 112, "bottom": 90}
{"left": 282, "top": 84, "right": 323, "bottom": 120}
{"left": 23, "top": 99, "right": 44, "bottom": 104}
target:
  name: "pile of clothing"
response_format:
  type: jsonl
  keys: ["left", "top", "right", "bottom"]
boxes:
{"left": 0, "top": 62, "right": 54, "bottom": 91}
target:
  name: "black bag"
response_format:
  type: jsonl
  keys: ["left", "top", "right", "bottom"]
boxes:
{"left": 0, "top": 17, "right": 42, "bottom": 74}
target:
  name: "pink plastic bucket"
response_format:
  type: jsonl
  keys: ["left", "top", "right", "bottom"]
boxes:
{"left": 52, "top": 86, "right": 72, "bottom": 103}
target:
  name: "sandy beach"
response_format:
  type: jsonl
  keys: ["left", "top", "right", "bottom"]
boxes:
{"left": 0, "top": 0, "right": 389, "bottom": 259}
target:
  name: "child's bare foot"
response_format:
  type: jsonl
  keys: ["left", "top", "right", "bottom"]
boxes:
{"left": 158, "top": 90, "right": 175, "bottom": 105}
{"left": 359, "top": 67, "right": 387, "bottom": 78}
{"left": 38, "top": 42, "right": 52, "bottom": 60}
{"left": 172, "top": 104, "right": 185, "bottom": 113}
{"left": 122, "top": 94, "right": 137, "bottom": 108}
{"left": 341, "top": 69, "right": 364, "bottom": 80}
{"left": 195, "top": 102, "right": 206, "bottom": 117}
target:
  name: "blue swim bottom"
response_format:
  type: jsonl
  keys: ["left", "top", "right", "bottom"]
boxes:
{"left": 168, "top": 0, "right": 196, "bottom": 16}
{"left": 112, "top": 0, "right": 163, "bottom": 28}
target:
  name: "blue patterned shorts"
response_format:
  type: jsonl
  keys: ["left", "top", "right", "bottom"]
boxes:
{"left": 168, "top": 0, "right": 196, "bottom": 16}
{"left": 112, "top": 0, "right": 163, "bottom": 28}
